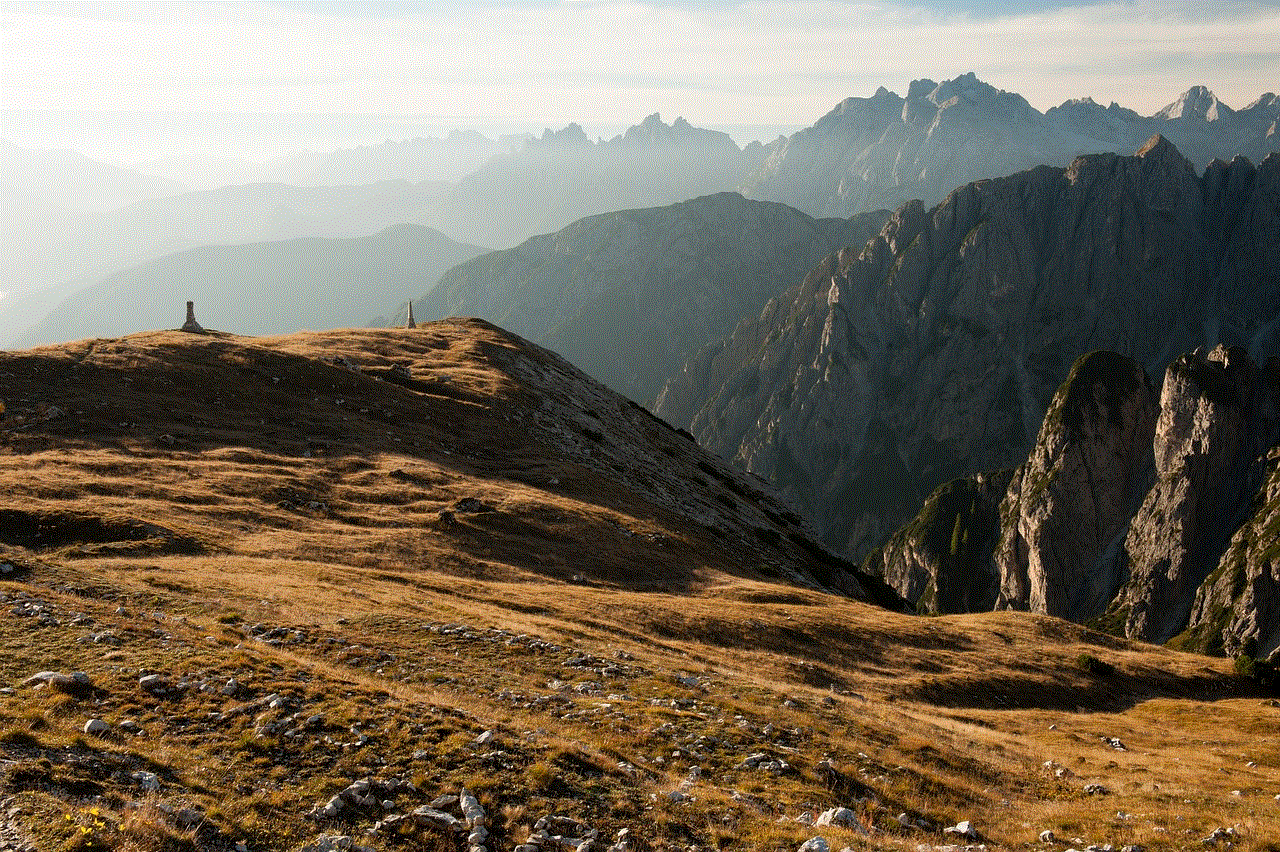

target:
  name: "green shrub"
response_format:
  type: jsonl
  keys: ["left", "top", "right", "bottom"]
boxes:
{"left": 1075, "top": 654, "right": 1114, "bottom": 676}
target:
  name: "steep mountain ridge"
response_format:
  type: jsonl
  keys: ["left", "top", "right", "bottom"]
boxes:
{"left": 994, "top": 352, "right": 1160, "bottom": 623}
{"left": 1108, "top": 346, "right": 1280, "bottom": 648}
{"left": 416, "top": 193, "right": 889, "bottom": 406}
{"left": 743, "top": 74, "right": 1280, "bottom": 219}
{"left": 657, "top": 139, "right": 1280, "bottom": 562}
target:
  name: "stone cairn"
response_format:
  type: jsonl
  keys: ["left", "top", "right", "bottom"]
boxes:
{"left": 181, "top": 301, "right": 205, "bottom": 334}
{"left": 406, "top": 301, "right": 417, "bottom": 329}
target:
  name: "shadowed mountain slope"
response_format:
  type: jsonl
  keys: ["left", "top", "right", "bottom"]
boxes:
{"left": 657, "top": 139, "right": 1279, "bottom": 562}
{"left": 415, "top": 193, "right": 889, "bottom": 406}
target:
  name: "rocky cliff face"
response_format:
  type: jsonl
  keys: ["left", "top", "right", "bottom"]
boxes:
{"left": 871, "top": 346, "right": 1279, "bottom": 658}
{"left": 994, "top": 353, "right": 1159, "bottom": 621}
{"left": 657, "top": 140, "right": 1279, "bottom": 562}
{"left": 417, "top": 192, "right": 888, "bottom": 407}
{"left": 1178, "top": 447, "right": 1280, "bottom": 662}
{"left": 1106, "top": 346, "right": 1280, "bottom": 645}
{"left": 742, "top": 75, "right": 1280, "bottom": 219}
{"left": 861, "top": 469, "right": 1012, "bottom": 615}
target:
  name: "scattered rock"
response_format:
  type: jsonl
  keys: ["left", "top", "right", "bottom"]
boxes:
{"left": 1202, "top": 827, "right": 1238, "bottom": 846}
{"left": 944, "top": 821, "right": 981, "bottom": 841}
{"left": 797, "top": 838, "right": 829, "bottom": 852}
{"left": 298, "top": 835, "right": 373, "bottom": 852}
{"left": 131, "top": 771, "right": 160, "bottom": 791}
{"left": 139, "top": 673, "right": 170, "bottom": 693}
{"left": 83, "top": 718, "right": 110, "bottom": 735}
{"left": 22, "top": 670, "right": 92, "bottom": 695}
{"left": 814, "top": 808, "right": 859, "bottom": 829}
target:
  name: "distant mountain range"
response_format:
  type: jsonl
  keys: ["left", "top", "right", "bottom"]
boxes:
{"left": 414, "top": 192, "right": 889, "bottom": 406}
{"left": 656, "top": 138, "right": 1279, "bottom": 565}
{"left": 12, "top": 224, "right": 485, "bottom": 347}
{"left": 421, "top": 115, "right": 775, "bottom": 248}
{"left": 5, "top": 76, "right": 1276, "bottom": 349}
{"left": 1, "top": 140, "right": 186, "bottom": 214}
{"left": 743, "top": 75, "right": 1280, "bottom": 218}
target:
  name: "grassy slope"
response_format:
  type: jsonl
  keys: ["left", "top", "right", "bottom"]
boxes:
{"left": 0, "top": 325, "right": 1276, "bottom": 852}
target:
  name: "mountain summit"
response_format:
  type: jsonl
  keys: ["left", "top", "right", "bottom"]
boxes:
{"left": 742, "top": 74, "right": 1279, "bottom": 219}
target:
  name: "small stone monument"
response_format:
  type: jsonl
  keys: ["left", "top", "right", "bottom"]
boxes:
{"left": 406, "top": 301, "right": 417, "bottom": 329}
{"left": 181, "top": 301, "right": 205, "bottom": 333}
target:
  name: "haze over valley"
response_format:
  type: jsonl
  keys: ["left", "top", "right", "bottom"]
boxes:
{"left": 2, "top": 2, "right": 1279, "bottom": 851}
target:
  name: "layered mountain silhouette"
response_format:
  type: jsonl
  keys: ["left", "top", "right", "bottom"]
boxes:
{"left": 743, "top": 75, "right": 1280, "bottom": 218}
{"left": 8, "top": 77, "right": 1275, "bottom": 350}
{"left": 656, "top": 139, "right": 1279, "bottom": 569}
{"left": 413, "top": 193, "right": 889, "bottom": 406}
{"left": 1, "top": 140, "right": 185, "bottom": 214}
{"left": 425, "top": 114, "right": 775, "bottom": 248}
{"left": 13, "top": 224, "right": 485, "bottom": 346}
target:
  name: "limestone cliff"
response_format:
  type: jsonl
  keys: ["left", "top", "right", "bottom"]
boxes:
{"left": 994, "top": 352, "right": 1159, "bottom": 621}
{"left": 1106, "top": 346, "right": 1280, "bottom": 644}
{"left": 1176, "top": 447, "right": 1280, "bottom": 662}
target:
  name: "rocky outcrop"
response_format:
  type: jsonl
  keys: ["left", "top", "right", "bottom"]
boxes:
{"left": 743, "top": 75, "right": 1280, "bottom": 220}
{"left": 659, "top": 140, "right": 1279, "bottom": 561}
{"left": 862, "top": 469, "right": 1012, "bottom": 614}
{"left": 418, "top": 193, "right": 888, "bottom": 406}
{"left": 994, "top": 352, "right": 1159, "bottom": 621}
{"left": 864, "top": 346, "right": 1279, "bottom": 654}
{"left": 1105, "top": 346, "right": 1280, "bottom": 644}
{"left": 1176, "top": 447, "right": 1280, "bottom": 661}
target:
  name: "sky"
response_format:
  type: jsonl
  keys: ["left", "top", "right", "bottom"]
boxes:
{"left": 2, "top": 0, "right": 1279, "bottom": 161}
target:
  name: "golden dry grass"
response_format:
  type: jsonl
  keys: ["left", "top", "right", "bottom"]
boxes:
{"left": 1, "top": 324, "right": 1276, "bottom": 851}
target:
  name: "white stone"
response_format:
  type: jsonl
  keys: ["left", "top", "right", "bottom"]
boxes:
{"left": 815, "top": 807, "right": 858, "bottom": 828}
{"left": 84, "top": 718, "right": 110, "bottom": 735}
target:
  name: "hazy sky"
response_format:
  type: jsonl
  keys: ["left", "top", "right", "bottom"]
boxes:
{"left": 3, "top": 0, "right": 1279, "bottom": 160}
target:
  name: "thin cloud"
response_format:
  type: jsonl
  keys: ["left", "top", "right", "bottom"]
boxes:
{"left": 2, "top": 0, "right": 1276, "bottom": 128}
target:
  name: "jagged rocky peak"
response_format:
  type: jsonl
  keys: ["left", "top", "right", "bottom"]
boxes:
{"left": 995, "top": 352, "right": 1159, "bottom": 622}
{"left": 1155, "top": 85, "right": 1233, "bottom": 122}
{"left": 617, "top": 113, "right": 739, "bottom": 150}
{"left": 1108, "top": 345, "right": 1280, "bottom": 645}
{"left": 927, "top": 71, "right": 1006, "bottom": 105}
{"left": 533, "top": 123, "right": 592, "bottom": 147}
